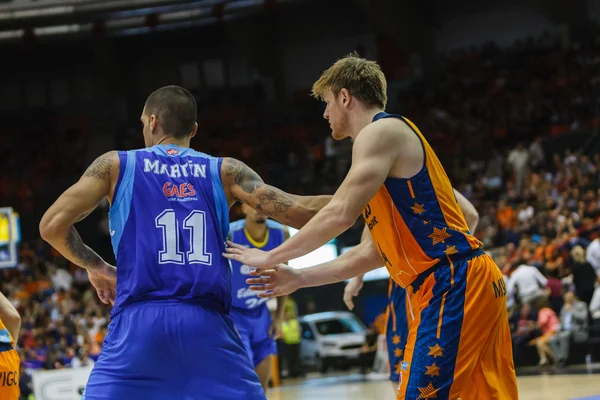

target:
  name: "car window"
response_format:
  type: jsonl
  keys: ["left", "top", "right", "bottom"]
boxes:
{"left": 300, "top": 322, "right": 315, "bottom": 340}
{"left": 314, "top": 317, "right": 363, "bottom": 335}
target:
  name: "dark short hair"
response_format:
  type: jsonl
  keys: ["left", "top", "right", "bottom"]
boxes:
{"left": 144, "top": 85, "right": 197, "bottom": 138}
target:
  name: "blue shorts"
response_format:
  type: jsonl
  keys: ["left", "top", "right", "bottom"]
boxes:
{"left": 229, "top": 305, "right": 277, "bottom": 368}
{"left": 387, "top": 280, "right": 409, "bottom": 383}
{"left": 83, "top": 300, "right": 265, "bottom": 400}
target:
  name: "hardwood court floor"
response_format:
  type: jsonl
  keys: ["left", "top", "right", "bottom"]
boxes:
{"left": 267, "top": 371, "right": 600, "bottom": 400}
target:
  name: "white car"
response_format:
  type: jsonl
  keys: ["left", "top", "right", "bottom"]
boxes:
{"left": 298, "top": 311, "right": 367, "bottom": 373}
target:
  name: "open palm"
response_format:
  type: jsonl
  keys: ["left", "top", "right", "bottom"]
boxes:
{"left": 245, "top": 264, "right": 302, "bottom": 298}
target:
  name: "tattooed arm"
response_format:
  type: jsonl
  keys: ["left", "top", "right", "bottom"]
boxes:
{"left": 221, "top": 158, "right": 331, "bottom": 229}
{"left": 40, "top": 152, "right": 119, "bottom": 272}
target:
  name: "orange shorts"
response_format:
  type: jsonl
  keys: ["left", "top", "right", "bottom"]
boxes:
{"left": 0, "top": 346, "right": 19, "bottom": 400}
{"left": 397, "top": 250, "right": 518, "bottom": 400}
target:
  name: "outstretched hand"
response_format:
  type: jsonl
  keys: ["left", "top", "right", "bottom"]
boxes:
{"left": 244, "top": 264, "right": 303, "bottom": 299}
{"left": 223, "top": 240, "right": 277, "bottom": 270}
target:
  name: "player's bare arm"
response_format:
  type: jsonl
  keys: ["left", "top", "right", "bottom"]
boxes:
{"left": 221, "top": 157, "right": 331, "bottom": 229}
{"left": 243, "top": 223, "right": 383, "bottom": 298}
{"left": 224, "top": 121, "right": 402, "bottom": 269}
{"left": 343, "top": 224, "right": 370, "bottom": 310}
{"left": 270, "top": 226, "right": 290, "bottom": 339}
{"left": 40, "top": 151, "right": 119, "bottom": 304}
{"left": 454, "top": 189, "right": 479, "bottom": 232}
{"left": 0, "top": 291, "right": 20, "bottom": 341}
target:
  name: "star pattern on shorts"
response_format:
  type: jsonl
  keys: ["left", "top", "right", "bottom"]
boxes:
{"left": 412, "top": 203, "right": 426, "bottom": 215}
{"left": 423, "top": 220, "right": 430, "bottom": 225}
{"left": 428, "top": 227, "right": 451, "bottom": 246}
{"left": 417, "top": 382, "right": 438, "bottom": 399}
{"left": 428, "top": 343, "right": 444, "bottom": 358}
{"left": 392, "top": 334, "right": 401, "bottom": 345}
{"left": 394, "top": 348, "right": 403, "bottom": 358}
{"left": 395, "top": 361, "right": 402, "bottom": 376}
{"left": 424, "top": 363, "right": 440, "bottom": 377}
{"left": 444, "top": 245, "right": 458, "bottom": 256}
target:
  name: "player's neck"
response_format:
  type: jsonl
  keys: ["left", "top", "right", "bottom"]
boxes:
{"left": 153, "top": 136, "right": 191, "bottom": 148}
{"left": 245, "top": 220, "right": 267, "bottom": 243}
{"left": 350, "top": 108, "right": 384, "bottom": 139}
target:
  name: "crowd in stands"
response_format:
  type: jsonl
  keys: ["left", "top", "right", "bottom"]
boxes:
{"left": 1, "top": 30, "right": 600, "bottom": 394}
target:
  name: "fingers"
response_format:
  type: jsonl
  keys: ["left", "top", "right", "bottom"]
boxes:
{"left": 344, "top": 296, "right": 354, "bottom": 310}
{"left": 246, "top": 278, "right": 271, "bottom": 285}
{"left": 226, "top": 240, "right": 247, "bottom": 250}
{"left": 222, "top": 253, "right": 242, "bottom": 262}
{"left": 257, "top": 291, "right": 277, "bottom": 299}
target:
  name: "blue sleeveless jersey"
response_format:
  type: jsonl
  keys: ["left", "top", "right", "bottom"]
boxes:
{"left": 108, "top": 144, "right": 230, "bottom": 316}
{"left": 229, "top": 219, "right": 285, "bottom": 311}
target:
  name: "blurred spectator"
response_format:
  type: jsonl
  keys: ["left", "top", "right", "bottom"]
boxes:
{"left": 548, "top": 292, "right": 589, "bottom": 366}
{"left": 507, "top": 264, "right": 547, "bottom": 306}
{"left": 531, "top": 298, "right": 560, "bottom": 366}
{"left": 569, "top": 246, "right": 598, "bottom": 305}
{"left": 281, "top": 308, "right": 303, "bottom": 378}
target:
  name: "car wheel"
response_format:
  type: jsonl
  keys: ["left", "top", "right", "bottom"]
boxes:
{"left": 316, "top": 355, "right": 330, "bottom": 374}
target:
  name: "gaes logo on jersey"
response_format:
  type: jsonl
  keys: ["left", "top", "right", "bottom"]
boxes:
{"left": 163, "top": 182, "right": 196, "bottom": 198}
{"left": 166, "top": 149, "right": 179, "bottom": 156}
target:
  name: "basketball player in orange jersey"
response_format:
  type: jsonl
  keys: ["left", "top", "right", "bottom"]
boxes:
{"left": 224, "top": 53, "right": 518, "bottom": 399}
{"left": 0, "top": 291, "right": 20, "bottom": 399}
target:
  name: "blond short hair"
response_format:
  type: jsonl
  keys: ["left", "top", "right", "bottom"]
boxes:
{"left": 311, "top": 52, "right": 387, "bottom": 109}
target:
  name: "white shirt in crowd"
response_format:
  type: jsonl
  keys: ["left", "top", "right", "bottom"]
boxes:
{"left": 507, "top": 148, "right": 529, "bottom": 170}
{"left": 590, "top": 286, "right": 600, "bottom": 319}
{"left": 586, "top": 239, "right": 600, "bottom": 276}
{"left": 507, "top": 264, "right": 548, "bottom": 300}
{"left": 71, "top": 356, "right": 95, "bottom": 369}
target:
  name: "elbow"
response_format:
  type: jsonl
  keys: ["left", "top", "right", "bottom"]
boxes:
{"left": 39, "top": 215, "right": 64, "bottom": 243}
{"left": 466, "top": 209, "right": 480, "bottom": 232}
{"left": 6, "top": 309, "right": 20, "bottom": 327}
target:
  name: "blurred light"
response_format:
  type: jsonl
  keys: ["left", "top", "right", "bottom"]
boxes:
{"left": 0, "top": 29, "right": 24, "bottom": 40}
{"left": 0, "top": 6, "right": 75, "bottom": 20}
{"left": 33, "top": 24, "right": 80, "bottom": 36}
{"left": 159, "top": 9, "right": 205, "bottom": 22}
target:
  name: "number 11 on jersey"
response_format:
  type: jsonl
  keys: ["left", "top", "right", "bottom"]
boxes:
{"left": 155, "top": 209, "right": 213, "bottom": 265}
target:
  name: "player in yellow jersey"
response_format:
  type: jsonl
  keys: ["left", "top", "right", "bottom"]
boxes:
{"left": 0, "top": 291, "right": 20, "bottom": 399}
{"left": 225, "top": 53, "right": 518, "bottom": 399}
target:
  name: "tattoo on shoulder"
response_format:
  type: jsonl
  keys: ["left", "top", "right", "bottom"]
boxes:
{"left": 224, "top": 158, "right": 265, "bottom": 196}
{"left": 84, "top": 152, "right": 114, "bottom": 180}
{"left": 224, "top": 158, "right": 296, "bottom": 221}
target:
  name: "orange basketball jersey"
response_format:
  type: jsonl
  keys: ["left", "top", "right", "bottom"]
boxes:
{"left": 363, "top": 113, "right": 482, "bottom": 288}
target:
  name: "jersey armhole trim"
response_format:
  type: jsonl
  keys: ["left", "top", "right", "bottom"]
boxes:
{"left": 211, "top": 157, "right": 230, "bottom": 241}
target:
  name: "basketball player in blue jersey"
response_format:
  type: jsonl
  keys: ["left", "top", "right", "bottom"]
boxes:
{"left": 39, "top": 85, "right": 330, "bottom": 400}
{"left": 229, "top": 204, "right": 289, "bottom": 390}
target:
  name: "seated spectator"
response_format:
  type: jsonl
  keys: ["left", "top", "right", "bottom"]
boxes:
{"left": 510, "top": 303, "right": 541, "bottom": 364}
{"left": 71, "top": 348, "right": 95, "bottom": 369}
{"left": 547, "top": 292, "right": 589, "bottom": 366}
{"left": 530, "top": 297, "right": 560, "bottom": 366}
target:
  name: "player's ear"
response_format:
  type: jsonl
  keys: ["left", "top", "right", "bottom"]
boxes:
{"left": 340, "top": 88, "right": 350, "bottom": 107}
{"left": 149, "top": 114, "right": 157, "bottom": 133}
{"left": 190, "top": 122, "right": 198, "bottom": 139}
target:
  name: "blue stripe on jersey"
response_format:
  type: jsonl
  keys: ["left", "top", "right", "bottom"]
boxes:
{"left": 109, "top": 151, "right": 136, "bottom": 257}
{"left": 0, "top": 329, "right": 11, "bottom": 344}
{"left": 210, "top": 157, "right": 229, "bottom": 241}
